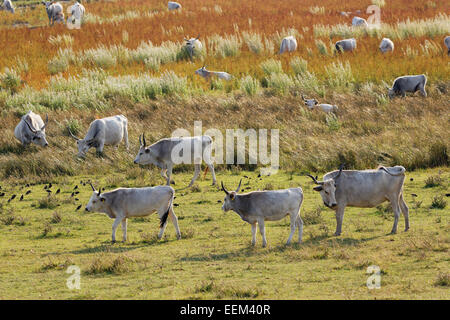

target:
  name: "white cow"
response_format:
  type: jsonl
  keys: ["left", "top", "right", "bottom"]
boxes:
{"left": 352, "top": 16, "right": 368, "bottom": 27}
{"left": 195, "top": 66, "right": 232, "bottom": 81}
{"left": 14, "top": 111, "right": 49, "bottom": 147}
{"left": 387, "top": 74, "right": 427, "bottom": 99}
{"left": 85, "top": 183, "right": 181, "bottom": 243}
{"left": 42, "top": 1, "right": 64, "bottom": 25}
{"left": 184, "top": 35, "right": 202, "bottom": 59}
{"left": 221, "top": 180, "right": 304, "bottom": 247}
{"left": 302, "top": 96, "right": 338, "bottom": 113}
{"left": 68, "top": 115, "right": 129, "bottom": 157}
{"left": 379, "top": 38, "right": 394, "bottom": 53}
{"left": 168, "top": 1, "right": 181, "bottom": 10}
{"left": 279, "top": 36, "right": 297, "bottom": 54}
{"left": 444, "top": 36, "right": 450, "bottom": 55}
{"left": 68, "top": 1, "right": 85, "bottom": 24}
{"left": 335, "top": 38, "right": 357, "bottom": 52}
{"left": 2, "top": 0, "right": 15, "bottom": 13}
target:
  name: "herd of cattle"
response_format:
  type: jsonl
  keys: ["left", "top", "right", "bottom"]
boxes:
{"left": 2, "top": 1, "right": 446, "bottom": 246}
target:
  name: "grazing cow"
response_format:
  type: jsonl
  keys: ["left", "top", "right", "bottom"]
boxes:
{"left": 2, "top": 0, "right": 14, "bottom": 13}
{"left": 168, "top": 1, "right": 181, "bottom": 10}
{"left": 68, "top": 1, "right": 85, "bottom": 24}
{"left": 352, "top": 16, "right": 368, "bottom": 27}
{"left": 302, "top": 95, "right": 338, "bottom": 113}
{"left": 42, "top": 1, "right": 64, "bottom": 25}
{"left": 335, "top": 38, "right": 357, "bottom": 52}
{"left": 279, "top": 36, "right": 297, "bottom": 54}
{"left": 85, "top": 183, "right": 181, "bottom": 243}
{"left": 184, "top": 35, "right": 202, "bottom": 59}
{"left": 379, "top": 38, "right": 394, "bottom": 53}
{"left": 387, "top": 74, "right": 427, "bottom": 99}
{"left": 307, "top": 165, "right": 409, "bottom": 236}
{"left": 14, "top": 111, "right": 49, "bottom": 147}
{"left": 444, "top": 36, "right": 450, "bottom": 55}
{"left": 68, "top": 115, "right": 129, "bottom": 157}
{"left": 221, "top": 180, "right": 304, "bottom": 247}
{"left": 134, "top": 134, "right": 217, "bottom": 187}
{"left": 195, "top": 65, "right": 232, "bottom": 81}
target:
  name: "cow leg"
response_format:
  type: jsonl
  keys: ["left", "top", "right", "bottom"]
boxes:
{"left": 96, "top": 142, "right": 105, "bottom": 155}
{"left": 169, "top": 208, "right": 181, "bottom": 240}
{"left": 158, "top": 216, "right": 168, "bottom": 240}
{"left": 188, "top": 164, "right": 201, "bottom": 187}
{"left": 121, "top": 218, "right": 127, "bottom": 242}
{"left": 420, "top": 86, "right": 427, "bottom": 97}
{"left": 111, "top": 216, "right": 122, "bottom": 243}
{"left": 399, "top": 193, "right": 409, "bottom": 232}
{"left": 296, "top": 215, "right": 304, "bottom": 243}
{"left": 160, "top": 169, "right": 168, "bottom": 181}
{"left": 401, "top": 90, "right": 406, "bottom": 98}
{"left": 258, "top": 220, "right": 267, "bottom": 248}
{"left": 207, "top": 163, "right": 217, "bottom": 185}
{"left": 123, "top": 126, "right": 129, "bottom": 150}
{"left": 334, "top": 206, "right": 345, "bottom": 236}
{"left": 251, "top": 223, "right": 257, "bottom": 246}
{"left": 286, "top": 214, "right": 297, "bottom": 245}
{"left": 389, "top": 197, "right": 401, "bottom": 234}
{"left": 166, "top": 164, "right": 174, "bottom": 185}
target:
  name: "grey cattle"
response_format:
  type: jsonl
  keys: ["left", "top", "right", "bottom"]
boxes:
{"left": 184, "top": 35, "right": 202, "bottom": 59}
{"left": 85, "top": 183, "right": 180, "bottom": 242}
{"left": 387, "top": 74, "right": 427, "bottom": 98}
{"left": 2, "top": 0, "right": 14, "bottom": 13}
{"left": 14, "top": 111, "right": 49, "bottom": 147}
{"left": 42, "top": 1, "right": 64, "bottom": 25}
{"left": 134, "top": 134, "right": 217, "bottom": 187}
{"left": 68, "top": 1, "right": 85, "bottom": 24}
{"left": 379, "top": 38, "right": 394, "bottom": 53}
{"left": 221, "top": 180, "right": 304, "bottom": 247}
{"left": 352, "top": 16, "right": 368, "bottom": 27}
{"left": 195, "top": 66, "right": 232, "bottom": 81}
{"left": 279, "top": 36, "right": 297, "bottom": 54}
{"left": 335, "top": 38, "right": 356, "bottom": 52}
{"left": 68, "top": 115, "right": 129, "bottom": 157}
{"left": 444, "top": 36, "right": 450, "bottom": 55}
{"left": 168, "top": 1, "right": 181, "bottom": 10}
{"left": 307, "top": 165, "right": 409, "bottom": 236}
{"left": 302, "top": 95, "right": 338, "bottom": 113}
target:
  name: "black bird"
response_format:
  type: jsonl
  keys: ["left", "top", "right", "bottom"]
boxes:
{"left": 410, "top": 178, "right": 414, "bottom": 181}
{"left": 73, "top": 185, "right": 78, "bottom": 190}
{"left": 257, "top": 173, "right": 261, "bottom": 178}
{"left": 44, "top": 185, "right": 48, "bottom": 190}
{"left": 411, "top": 193, "right": 418, "bottom": 197}
{"left": 244, "top": 175, "right": 249, "bottom": 179}
{"left": 48, "top": 183, "right": 52, "bottom": 189}
{"left": 173, "top": 203, "right": 179, "bottom": 207}
{"left": 74, "top": 198, "right": 79, "bottom": 201}
{"left": 25, "top": 184, "right": 29, "bottom": 188}
{"left": 445, "top": 193, "right": 450, "bottom": 197}
{"left": 74, "top": 191, "right": 80, "bottom": 195}
{"left": 46, "top": 189, "right": 52, "bottom": 194}
{"left": 56, "top": 188, "right": 60, "bottom": 194}
{"left": 0, "top": 192, "right": 5, "bottom": 197}
{"left": 25, "top": 190, "right": 31, "bottom": 195}
{"left": 70, "top": 192, "right": 74, "bottom": 197}
{"left": 76, "top": 205, "right": 82, "bottom": 211}
{"left": 217, "top": 200, "right": 222, "bottom": 203}
{"left": 20, "top": 195, "right": 24, "bottom": 201}
{"left": 8, "top": 194, "right": 16, "bottom": 202}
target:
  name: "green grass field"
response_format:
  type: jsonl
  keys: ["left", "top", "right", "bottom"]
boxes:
{"left": 0, "top": 167, "right": 448, "bottom": 299}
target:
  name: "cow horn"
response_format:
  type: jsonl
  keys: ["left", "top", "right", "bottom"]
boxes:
{"left": 41, "top": 114, "right": 49, "bottom": 130}
{"left": 89, "top": 181, "right": 96, "bottom": 192}
{"left": 195, "top": 34, "right": 200, "bottom": 40}
{"left": 301, "top": 94, "right": 306, "bottom": 101}
{"left": 221, "top": 181, "right": 229, "bottom": 195}
{"left": 306, "top": 174, "right": 323, "bottom": 185}
{"left": 97, "top": 187, "right": 101, "bottom": 197}
{"left": 142, "top": 133, "right": 147, "bottom": 147}
{"left": 68, "top": 127, "right": 80, "bottom": 140}
{"left": 235, "top": 179, "right": 242, "bottom": 193}
{"left": 23, "top": 117, "right": 37, "bottom": 133}
{"left": 334, "top": 164, "right": 345, "bottom": 180}
{"left": 139, "top": 134, "right": 142, "bottom": 146}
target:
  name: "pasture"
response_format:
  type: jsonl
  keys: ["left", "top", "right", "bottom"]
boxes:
{"left": 0, "top": 0, "right": 449, "bottom": 300}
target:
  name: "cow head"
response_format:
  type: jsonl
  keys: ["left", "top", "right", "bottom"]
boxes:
{"left": 387, "top": 87, "right": 395, "bottom": 99}
{"left": 25, "top": 114, "right": 49, "bottom": 147}
{"left": 307, "top": 165, "right": 344, "bottom": 209}
{"left": 221, "top": 180, "right": 242, "bottom": 212}
{"left": 85, "top": 182, "right": 106, "bottom": 212}
{"left": 68, "top": 127, "right": 97, "bottom": 158}
{"left": 195, "top": 65, "right": 208, "bottom": 78}
{"left": 134, "top": 133, "right": 155, "bottom": 165}
{"left": 302, "top": 95, "right": 318, "bottom": 110}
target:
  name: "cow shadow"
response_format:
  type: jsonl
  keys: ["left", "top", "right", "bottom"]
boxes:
{"left": 68, "top": 239, "right": 169, "bottom": 255}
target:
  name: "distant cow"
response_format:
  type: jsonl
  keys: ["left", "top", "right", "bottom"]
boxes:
{"left": 168, "top": 1, "right": 181, "bottom": 10}
{"left": 42, "top": 1, "right": 64, "bottom": 25}
{"left": 335, "top": 38, "right": 356, "bottom": 52}
{"left": 307, "top": 165, "right": 409, "bottom": 235}
{"left": 14, "top": 111, "right": 49, "bottom": 147}
{"left": 85, "top": 183, "right": 181, "bottom": 243}
{"left": 279, "top": 36, "right": 297, "bottom": 54}
{"left": 221, "top": 180, "right": 304, "bottom": 247}
{"left": 352, "top": 16, "right": 368, "bottom": 27}
{"left": 302, "top": 95, "right": 338, "bottom": 113}
{"left": 445, "top": 36, "right": 450, "bottom": 55}
{"left": 387, "top": 74, "right": 427, "bottom": 98}
{"left": 134, "top": 134, "right": 217, "bottom": 187}
{"left": 68, "top": 1, "right": 85, "bottom": 24}
{"left": 195, "top": 65, "right": 232, "bottom": 81}
{"left": 379, "top": 38, "right": 394, "bottom": 53}
{"left": 184, "top": 35, "right": 202, "bottom": 59}
{"left": 68, "top": 115, "right": 129, "bottom": 157}
{"left": 2, "top": 0, "right": 15, "bottom": 13}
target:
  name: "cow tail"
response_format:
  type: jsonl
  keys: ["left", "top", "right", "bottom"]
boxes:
{"left": 203, "top": 165, "right": 209, "bottom": 180}
{"left": 160, "top": 193, "right": 174, "bottom": 228}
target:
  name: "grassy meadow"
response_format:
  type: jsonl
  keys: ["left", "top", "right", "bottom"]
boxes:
{"left": 0, "top": 0, "right": 449, "bottom": 299}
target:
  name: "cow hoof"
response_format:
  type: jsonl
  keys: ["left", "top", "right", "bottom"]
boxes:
{"left": 333, "top": 232, "right": 341, "bottom": 236}
{"left": 111, "top": 240, "right": 116, "bottom": 244}
{"left": 404, "top": 228, "right": 409, "bottom": 232}
{"left": 176, "top": 234, "right": 181, "bottom": 240}
{"left": 390, "top": 230, "right": 397, "bottom": 235}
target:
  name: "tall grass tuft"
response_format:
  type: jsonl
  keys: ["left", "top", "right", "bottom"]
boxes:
{"left": 240, "top": 75, "right": 260, "bottom": 96}
{"left": 260, "top": 59, "right": 283, "bottom": 75}
{"left": 325, "top": 61, "right": 354, "bottom": 92}
{"left": 290, "top": 57, "right": 308, "bottom": 75}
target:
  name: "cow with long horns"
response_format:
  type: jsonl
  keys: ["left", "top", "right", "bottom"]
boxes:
{"left": 221, "top": 180, "right": 304, "bottom": 247}
{"left": 68, "top": 115, "right": 128, "bottom": 158}
{"left": 14, "top": 111, "right": 49, "bottom": 147}
{"left": 306, "top": 165, "right": 409, "bottom": 236}
{"left": 85, "top": 182, "right": 181, "bottom": 243}
{"left": 184, "top": 35, "right": 202, "bottom": 59}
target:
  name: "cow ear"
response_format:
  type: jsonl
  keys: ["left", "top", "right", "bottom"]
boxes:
{"left": 145, "top": 148, "right": 150, "bottom": 154}
{"left": 313, "top": 186, "right": 323, "bottom": 192}
{"left": 100, "top": 197, "right": 105, "bottom": 202}
{"left": 230, "top": 193, "right": 235, "bottom": 200}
